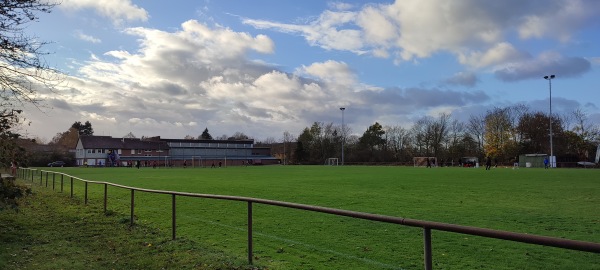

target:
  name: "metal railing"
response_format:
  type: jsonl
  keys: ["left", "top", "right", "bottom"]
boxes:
{"left": 18, "top": 168, "right": 600, "bottom": 269}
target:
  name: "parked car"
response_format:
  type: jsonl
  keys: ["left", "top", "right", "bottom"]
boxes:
{"left": 48, "top": 161, "right": 66, "bottom": 167}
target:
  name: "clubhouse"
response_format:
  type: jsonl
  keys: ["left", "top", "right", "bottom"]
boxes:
{"left": 75, "top": 135, "right": 278, "bottom": 167}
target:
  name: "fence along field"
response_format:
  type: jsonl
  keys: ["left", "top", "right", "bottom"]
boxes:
{"left": 20, "top": 166, "right": 600, "bottom": 269}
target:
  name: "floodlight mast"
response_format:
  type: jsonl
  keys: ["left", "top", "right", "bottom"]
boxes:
{"left": 543, "top": 75, "right": 555, "bottom": 168}
{"left": 340, "top": 107, "right": 345, "bottom": 166}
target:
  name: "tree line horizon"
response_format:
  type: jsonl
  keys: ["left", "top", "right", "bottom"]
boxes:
{"left": 43, "top": 103, "right": 598, "bottom": 166}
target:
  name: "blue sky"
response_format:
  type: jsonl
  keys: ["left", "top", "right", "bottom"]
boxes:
{"left": 20, "top": 0, "right": 600, "bottom": 142}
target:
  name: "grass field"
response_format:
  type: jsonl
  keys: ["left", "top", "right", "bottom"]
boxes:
{"left": 20, "top": 165, "right": 600, "bottom": 269}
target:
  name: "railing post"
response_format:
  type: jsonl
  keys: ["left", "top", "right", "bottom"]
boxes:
{"left": 104, "top": 184, "right": 108, "bottom": 213}
{"left": 52, "top": 173, "right": 55, "bottom": 190}
{"left": 60, "top": 174, "right": 64, "bottom": 193}
{"left": 45, "top": 172, "right": 48, "bottom": 187}
{"left": 84, "top": 182, "right": 88, "bottom": 205}
{"left": 172, "top": 194, "right": 176, "bottom": 240}
{"left": 40, "top": 171, "right": 42, "bottom": 185}
{"left": 130, "top": 190, "right": 135, "bottom": 227}
{"left": 424, "top": 228, "right": 432, "bottom": 270}
{"left": 248, "top": 201, "right": 253, "bottom": 265}
{"left": 70, "top": 177, "right": 73, "bottom": 198}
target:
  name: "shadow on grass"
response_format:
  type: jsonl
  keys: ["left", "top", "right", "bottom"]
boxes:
{"left": 0, "top": 181, "right": 262, "bottom": 270}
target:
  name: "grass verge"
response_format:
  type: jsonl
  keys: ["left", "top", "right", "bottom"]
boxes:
{"left": 0, "top": 180, "right": 260, "bottom": 270}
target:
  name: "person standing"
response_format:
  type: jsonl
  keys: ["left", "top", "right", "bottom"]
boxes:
{"left": 10, "top": 161, "right": 17, "bottom": 176}
{"left": 544, "top": 157, "right": 549, "bottom": 169}
{"left": 485, "top": 156, "right": 492, "bottom": 170}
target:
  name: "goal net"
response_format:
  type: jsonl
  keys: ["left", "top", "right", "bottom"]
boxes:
{"left": 413, "top": 157, "right": 437, "bottom": 167}
{"left": 325, "top": 158, "right": 339, "bottom": 166}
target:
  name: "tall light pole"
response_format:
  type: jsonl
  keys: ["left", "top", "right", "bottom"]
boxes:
{"left": 544, "top": 75, "right": 555, "bottom": 168}
{"left": 340, "top": 107, "right": 345, "bottom": 166}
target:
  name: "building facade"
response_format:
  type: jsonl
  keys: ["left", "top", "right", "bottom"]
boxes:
{"left": 75, "top": 136, "right": 169, "bottom": 166}
{"left": 75, "top": 136, "right": 278, "bottom": 167}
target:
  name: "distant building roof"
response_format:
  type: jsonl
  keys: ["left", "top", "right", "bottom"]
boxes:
{"left": 163, "top": 138, "right": 254, "bottom": 144}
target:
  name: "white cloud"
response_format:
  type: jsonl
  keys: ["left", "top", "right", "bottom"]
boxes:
{"left": 244, "top": 10, "right": 365, "bottom": 53}
{"left": 328, "top": 2, "right": 354, "bottom": 11}
{"left": 20, "top": 2, "right": 600, "bottom": 142}
{"left": 61, "top": 0, "right": 149, "bottom": 25}
{"left": 296, "top": 60, "right": 356, "bottom": 85}
{"left": 27, "top": 17, "right": 491, "bottom": 141}
{"left": 244, "top": 0, "right": 600, "bottom": 69}
{"left": 458, "top": 42, "right": 527, "bottom": 68}
{"left": 444, "top": 72, "right": 478, "bottom": 87}
{"left": 517, "top": 0, "right": 600, "bottom": 42}
{"left": 75, "top": 31, "right": 101, "bottom": 43}
{"left": 356, "top": 5, "right": 397, "bottom": 46}
{"left": 494, "top": 51, "right": 591, "bottom": 81}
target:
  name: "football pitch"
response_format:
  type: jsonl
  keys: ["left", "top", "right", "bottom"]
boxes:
{"left": 32, "top": 166, "right": 600, "bottom": 269}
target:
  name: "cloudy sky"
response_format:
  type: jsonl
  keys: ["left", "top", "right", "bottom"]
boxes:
{"left": 20, "top": 0, "right": 600, "bottom": 142}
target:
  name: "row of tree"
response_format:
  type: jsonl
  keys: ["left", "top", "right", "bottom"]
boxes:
{"left": 12, "top": 105, "right": 600, "bottom": 168}
{"left": 291, "top": 105, "right": 599, "bottom": 165}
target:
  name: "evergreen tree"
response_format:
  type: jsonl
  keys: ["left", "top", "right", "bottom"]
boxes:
{"left": 200, "top": 128, "right": 213, "bottom": 140}
{"left": 71, "top": 121, "right": 94, "bottom": 135}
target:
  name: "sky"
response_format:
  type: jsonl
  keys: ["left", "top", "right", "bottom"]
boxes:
{"left": 18, "top": 0, "right": 600, "bottom": 142}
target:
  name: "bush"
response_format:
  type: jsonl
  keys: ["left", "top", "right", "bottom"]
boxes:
{"left": 0, "top": 178, "right": 31, "bottom": 211}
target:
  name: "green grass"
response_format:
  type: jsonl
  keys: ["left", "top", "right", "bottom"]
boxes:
{"left": 13, "top": 166, "right": 600, "bottom": 269}
{"left": 0, "top": 181, "right": 257, "bottom": 270}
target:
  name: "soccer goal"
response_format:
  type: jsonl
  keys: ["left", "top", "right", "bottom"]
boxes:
{"left": 413, "top": 157, "right": 437, "bottom": 167}
{"left": 325, "top": 158, "right": 339, "bottom": 166}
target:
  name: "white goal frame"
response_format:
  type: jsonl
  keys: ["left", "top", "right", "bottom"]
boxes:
{"left": 413, "top": 157, "right": 437, "bottom": 167}
{"left": 325, "top": 158, "right": 339, "bottom": 166}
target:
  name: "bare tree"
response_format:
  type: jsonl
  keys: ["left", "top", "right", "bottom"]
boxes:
{"left": 445, "top": 118, "right": 465, "bottom": 162}
{"left": 572, "top": 108, "right": 600, "bottom": 142}
{"left": 428, "top": 113, "right": 451, "bottom": 158}
{"left": 385, "top": 125, "right": 410, "bottom": 161}
{"left": 1, "top": 0, "right": 61, "bottom": 117}
{"left": 506, "top": 104, "right": 529, "bottom": 144}
{"left": 411, "top": 117, "right": 429, "bottom": 155}
{"left": 467, "top": 114, "right": 485, "bottom": 155}
{"left": 261, "top": 137, "right": 277, "bottom": 145}
{"left": 282, "top": 131, "right": 294, "bottom": 164}
{"left": 230, "top": 131, "right": 250, "bottom": 140}
{"left": 1, "top": 0, "right": 60, "bottom": 170}
{"left": 123, "top": 132, "right": 137, "bottom": 138}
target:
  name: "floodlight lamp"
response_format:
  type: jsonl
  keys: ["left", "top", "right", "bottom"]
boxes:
{"left": 544, "top": 76, "right": 548, "bottom": 79}
{"left": 550, "top": 75, "right": 555, "bottom": 79}
{"left": 340, "top": 107, "right": 345, "bottom": 111}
